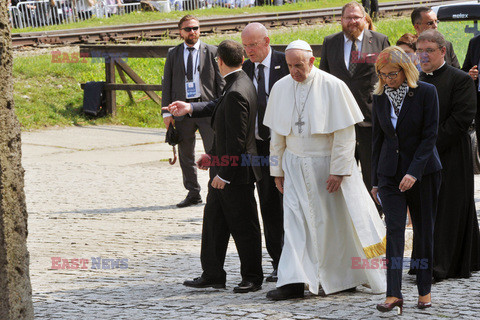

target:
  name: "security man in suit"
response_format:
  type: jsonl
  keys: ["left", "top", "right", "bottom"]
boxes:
{"left": 320, "top": 1, "right": 390, "bottom": 205}
{"left": 241, "top": 22, "right": 289, "bottom": 282}
{"left": 165, "top": 40, "right": 264, "bottom": 293}
{"left": 162, "top": 15, "right": 225, "bottom": 208}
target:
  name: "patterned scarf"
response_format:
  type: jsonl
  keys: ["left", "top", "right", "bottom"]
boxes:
{"left": 384, "top": 81, "right": 408, "bottom": 117}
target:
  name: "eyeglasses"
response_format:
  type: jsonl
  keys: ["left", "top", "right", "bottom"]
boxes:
{"left": 181, "top": 26, "right": 199, "bottom": 32}
{"left": 243, "top": 42, "right": 259, "bottom": 50}
{"left": 416, "top": 47, "right": 440, "bottom": 54}
{"left": 377, "top": 70, "right": 402, "bottom": 80}
{"left": 342, "top": 16, "right": 364, "bottom": 22}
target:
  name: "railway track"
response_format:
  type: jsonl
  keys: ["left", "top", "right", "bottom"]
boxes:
{"left": 12, "top": 0, "right": 462, "bottom": 48}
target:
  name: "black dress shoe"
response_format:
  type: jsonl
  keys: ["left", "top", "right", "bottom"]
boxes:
{"left": 233, "top": 281, "right": 262, "bottom": 293}
{"left": 338, "top": 286, "right": 356, "bottom": 293}
{"left": 176, "top": 196, "right": 202, "bottom": 208}
{"left": 183, "top": 277, "right": 225, "bottom": 289}
{"left": 265, "top": 269, "right": 278, "bottom": 282}
{"left": 266, "top": 283, "right": 304, "bottom": 300}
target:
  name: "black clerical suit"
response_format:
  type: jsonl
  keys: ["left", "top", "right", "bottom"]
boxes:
{"left": 420, "top": 64, "right": 480, "bottom": 280}
{"left": 372, "top": 81, "right": 442, "bottom": 298}
{"left": 242, "top": 49, "right": 289, "bottom": 271}
{"left": 191, "top": 69, "right": 263, "bottom": 285}
{"left": 320, "top": 29, "right": 390, "bottom": 200}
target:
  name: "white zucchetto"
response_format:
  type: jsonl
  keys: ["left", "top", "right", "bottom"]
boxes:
{"left": 285, "top": 40, "right": 313, "bottom": 52}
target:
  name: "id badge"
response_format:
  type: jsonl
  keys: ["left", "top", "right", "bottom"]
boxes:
{"left": 186, "top": 82, "right": 197, "bottom": 99}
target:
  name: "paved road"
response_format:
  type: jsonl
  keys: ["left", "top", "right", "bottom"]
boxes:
{"left": 23, "top": 125, "right": 480, "bottom": 320}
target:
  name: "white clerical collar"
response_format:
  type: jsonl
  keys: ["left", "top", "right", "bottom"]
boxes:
{"left": 426, "top": 61, "right": 446, "bottom": 75}
{"left": 344, "top": 30, "right": 364, "bottom": 44}
{"left": 184, "top": 40, "right": 201, "bottom": 51}
{"left": 254, "top": 47, "right": 272, "bottom": 70}
{"left": 223, "top": 68, "right": 242, "bottom": 79}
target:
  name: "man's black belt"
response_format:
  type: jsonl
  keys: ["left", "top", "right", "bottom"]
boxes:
{"left": 186, "top": 97, "right": 202, "bottom": 102}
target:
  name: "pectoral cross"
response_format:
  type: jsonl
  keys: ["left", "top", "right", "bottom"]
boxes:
{"left": 295, "top": 116, "right": 305, "bottom": 133}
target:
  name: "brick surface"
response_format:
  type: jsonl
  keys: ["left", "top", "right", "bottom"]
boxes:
{"left": 23, "top": 125, "right": 480, "bottom": 320}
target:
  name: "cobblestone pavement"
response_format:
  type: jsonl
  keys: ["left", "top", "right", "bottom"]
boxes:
{"left": 23, "top": 125, "right": 480, "bottom": 320}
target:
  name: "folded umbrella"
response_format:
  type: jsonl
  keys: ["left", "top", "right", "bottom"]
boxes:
{"left": 165, "top": 123, "right": 182, "bottom": 165}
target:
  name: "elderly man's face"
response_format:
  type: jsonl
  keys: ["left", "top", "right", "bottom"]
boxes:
{"left": 241, "top": 31, "right": 270, "bottom": 63}
{"left": 416, "top": 39, "right": 445, "bottom": 73}
{"left": 286, "top": 49, "right": 314, "bottom": 82}
{"left": 341, "top": 6, "right": 366, "bottom": 40}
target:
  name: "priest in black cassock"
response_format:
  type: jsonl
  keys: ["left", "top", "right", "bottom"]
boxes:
{"left": 415, "top": 30, "right": 480, "bottom": 281}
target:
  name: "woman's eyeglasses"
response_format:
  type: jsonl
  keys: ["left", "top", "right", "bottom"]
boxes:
{"left": 378, "top": 70, "right": 402, "bottom": 80}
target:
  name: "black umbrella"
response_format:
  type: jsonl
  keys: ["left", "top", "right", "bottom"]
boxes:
{"left": 165, "top": 123, "right": 182, "bottom": 165}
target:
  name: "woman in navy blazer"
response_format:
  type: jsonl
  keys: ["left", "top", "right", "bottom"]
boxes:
{"left": 371, "top": 46, "right": 442, "bottom": 314}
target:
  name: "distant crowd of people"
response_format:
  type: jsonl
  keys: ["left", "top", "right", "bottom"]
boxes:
{"left": 8, "top": 0, "right": 299, "bottom": 29}
{"left": 159, "top": 1, "right": 479, "bottom": 316}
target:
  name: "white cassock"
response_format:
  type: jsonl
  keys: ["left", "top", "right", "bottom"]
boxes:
{"left": 264, "top": 66, "right": 386, "bottom": 295}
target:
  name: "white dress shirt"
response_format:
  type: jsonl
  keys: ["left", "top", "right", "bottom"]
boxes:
{"left": 344, "top": 30, "right": 364, "bottom": 70}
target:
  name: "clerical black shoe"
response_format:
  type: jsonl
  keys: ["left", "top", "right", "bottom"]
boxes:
{"left": 338, "top": 286, "right": 356, "bottom": 293}
{"left": 266, "top": 283, "right": 305, "bottom": 300}
{"left": 265, "top": 269, "right": 278, "bottom": 282}
{"left": 233, "top": 281, "right": 262, "bottom": 293}
{"left": 183, "top": 277, "right": 225, "bottom": 289}
{"left": 176, "top": 196, "right": 202, "bottom": 208}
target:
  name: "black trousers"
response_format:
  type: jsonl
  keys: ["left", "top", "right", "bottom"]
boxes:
{"left": 362, "top": 0, "right": 378, "bottom": 15}
{"left": 379, "top": 171, "right": 441, "bottom": 298}
{"left": 200, "top": 181, "right": 263, "bottom": 285}
{"left": 175, "top": 117, "right": 214, "bottom": 198}
{"left": 255, "top": 139, "right": 284, "bottom": 269}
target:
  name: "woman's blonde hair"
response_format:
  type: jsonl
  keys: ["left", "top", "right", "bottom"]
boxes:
{"left": 374, "top": 46, "right": 419, "bottom": 95}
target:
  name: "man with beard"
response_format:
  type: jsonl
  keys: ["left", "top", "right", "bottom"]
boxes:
{"left": 415, "top": 30, "right": 480, "bottom": 281}
{"left": 411, "top": 7, "right": 460, "bottom": 68}
{"left": 241, "top": 22, "right": 289, "bottom": 283}
{"left": 162, "top": 15, "right": 225, "bottom": 208}
{"left": 320, "top": 1, "right": 390, "bottom": 206}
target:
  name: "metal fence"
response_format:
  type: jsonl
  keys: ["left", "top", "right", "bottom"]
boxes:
{"left": 9, "top": 0, "right": 300, "bottom": 29}
{"left": 9, "top": 0, "right": 144, "bottom": 29}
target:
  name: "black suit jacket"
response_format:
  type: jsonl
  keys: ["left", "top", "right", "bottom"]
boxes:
{"left": 192, "top": 70, "right": 261, "bottom": 184}
{"left": 320, "top": 30, "right": 390, "bottom": 125}
{"left": 242, "top": 49, "right": 289, "bottom": 93}
{"left": 462, "top": 34, "right": 480, "bottom": 74}
{"left": 372, "top": 81, "right": 442, "bottom": 186}
{"left": 445, "top": 40, "right": 460, "bottom": 69}
{"left": 161, "top": 41, "right": 225, "bottom": 119}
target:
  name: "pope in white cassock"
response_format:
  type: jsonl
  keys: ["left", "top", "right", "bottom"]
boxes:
{"left": 264, "top": 40, "right": 387, "bottom": 301}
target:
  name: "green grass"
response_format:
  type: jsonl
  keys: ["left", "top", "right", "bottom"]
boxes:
{"left": 13, "top": 16, "right": 476, "bottom": 129}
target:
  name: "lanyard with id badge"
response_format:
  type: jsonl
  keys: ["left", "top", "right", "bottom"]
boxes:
{"left": 186, "top": 50, "right": 200, "bottom": 99}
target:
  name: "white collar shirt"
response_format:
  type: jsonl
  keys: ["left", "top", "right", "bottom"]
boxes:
{"left": 343, "top": 30, "right": 364, "bottom": 70}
